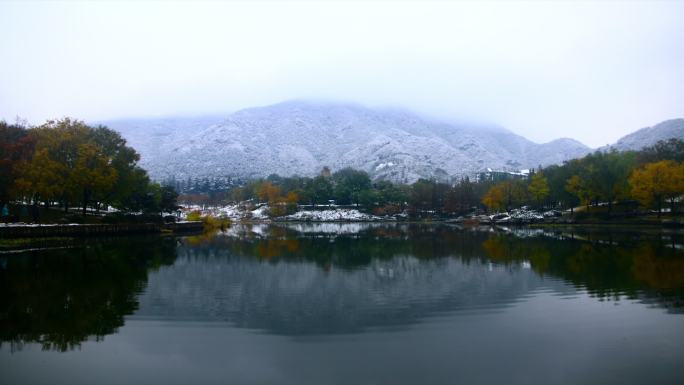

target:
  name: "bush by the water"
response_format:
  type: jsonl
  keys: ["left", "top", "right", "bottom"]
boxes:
{"left": 186, "top": 210, "right": 229, "bottom": 231}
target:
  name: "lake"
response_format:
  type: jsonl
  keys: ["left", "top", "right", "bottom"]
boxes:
{"left": 1, "top": 224, "right": 683, "bottom": 385}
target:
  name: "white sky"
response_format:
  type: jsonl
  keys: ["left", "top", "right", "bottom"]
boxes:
{"left": 1, "top": 0, "right": 683, "bottom": 147}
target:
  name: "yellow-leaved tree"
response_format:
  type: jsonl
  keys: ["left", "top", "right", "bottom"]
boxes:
{"left": 482, "top": 184, "right": 505, "bottom": 212}
{"left": 69, "top": 143, "right": 118, "bottom": 216}
{"left": 628, "top": 160, "right": 684, "bottom": 216}
{"left": 528, "top": 172, "right": 550, "bottom": 209}
{"left": 257, "top": 181, "right": 281, "bottom": 204}
{"left": 565, "top": 175, "right": 591, "bottom": 211}
{"left": 13, "top": 148, "right": 66, "bottom": 214}
{"left": 256, "top": 181, "right": 299, "bottom": 217}
{"left": 482, "top": 180, "right": 527, "bottom": 213}
{"left": 13, "top": 118, "right": 162, "bottom": 218}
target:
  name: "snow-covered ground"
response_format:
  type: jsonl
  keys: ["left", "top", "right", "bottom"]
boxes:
{"left": 180, "top": 203, "right": 565, "bottom": 224}
{"left": 179, "top": 204, "right": 391, "bottom": 222}
{"left": 0, "top": 222, "right": 83, "bottom": 227}
{"left": 250, "top": 206, "right": 269, "bottom": 220}
{"left": 181, "top": 204, "right": 251, "bottom": 220}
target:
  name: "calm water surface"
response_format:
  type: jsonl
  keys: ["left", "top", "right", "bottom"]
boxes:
{"left": 1, "top": 224, "right": 683, "bottom": 385}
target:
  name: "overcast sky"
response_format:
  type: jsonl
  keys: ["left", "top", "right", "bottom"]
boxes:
{"left": 1, "top": 1, "right": 682, "bottom": 147}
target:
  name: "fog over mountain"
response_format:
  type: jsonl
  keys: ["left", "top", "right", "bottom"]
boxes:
{"left": 4, "top": 2, "right": 683, "bottom": 148}
{"left": 104, "top": 101, "right": 597, "bottom": 183}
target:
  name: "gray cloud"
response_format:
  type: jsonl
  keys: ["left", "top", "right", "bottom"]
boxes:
{"left": 1, "top": 1, "right": 682, "bottom": 147}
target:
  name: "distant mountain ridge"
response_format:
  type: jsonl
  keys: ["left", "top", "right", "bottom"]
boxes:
{"left": 605, "top": 118, "right": 684, "bottom": 152}
{"left": 100, "top": 101, "right": 681, "bottom": 183}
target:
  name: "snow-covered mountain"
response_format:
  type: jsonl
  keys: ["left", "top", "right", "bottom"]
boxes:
{"left": 104, "top": 101, "right": 594, "bottom": 182}
{"left": 607, "top": 118, "right": 684, "bottom": 152}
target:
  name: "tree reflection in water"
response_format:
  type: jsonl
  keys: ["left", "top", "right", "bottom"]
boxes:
{"left": 480, "top": 228, "right": 684, "bottom": 307}
{"left": 210, "top": 224, "right": 684, "bottom": 306}
{"left": 1, "top": 224, "right": 683, "bottom": 351}
{"left": 0, "top": 237, "right": 178, "bottom": 352}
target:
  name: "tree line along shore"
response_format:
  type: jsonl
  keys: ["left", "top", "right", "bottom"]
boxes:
{"left": 1, "top": 118, "right": 179, "bottom": 225}
{"left": 179, "top": 139, "right": 684, "bottom": 223}
{"left": 2, "top": 117, "right": 683, "bottom": 226}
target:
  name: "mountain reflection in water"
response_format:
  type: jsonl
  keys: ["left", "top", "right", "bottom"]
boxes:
{"left": 1, "top": 224, "right": 683, "bottom": 351}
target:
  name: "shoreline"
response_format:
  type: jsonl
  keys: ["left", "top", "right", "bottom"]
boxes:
{"left": 2, "top": 217, "right": 681, "bottom": 239}
{"left": 0, "top": 221, "right": 204, "bottom": 238}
